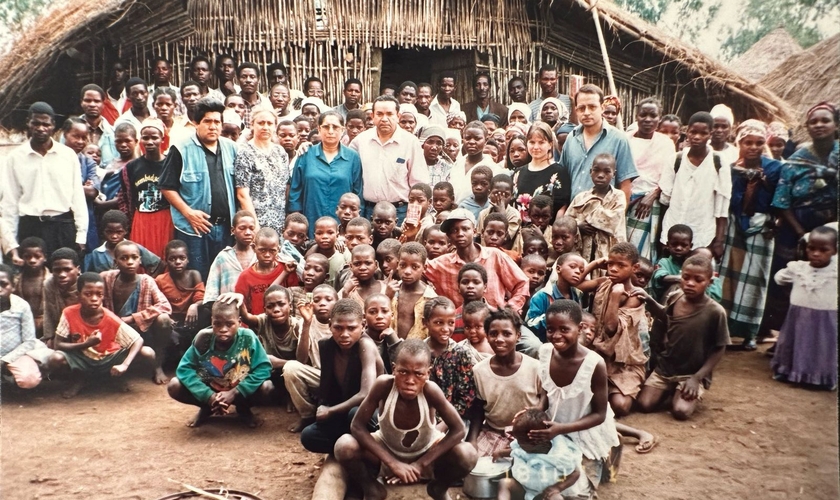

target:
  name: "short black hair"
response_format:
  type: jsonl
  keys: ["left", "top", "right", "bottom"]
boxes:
{"left": 688, "top": 111, "right": 714, "bottom": 129}
{"left": 216, "top": 54, "right": 236, "bottom": 67}
{"left": 399, "top": 242, "right": 427, "bottom": 262}
{"left": 0, "top": 263, "right": 13, "bottom": 279}
{"left": 372, "top": 95, "right": 400, "bottom": 112}
{"left": 114, "top": 122, "right": 137, "bottom": 138}
{"left": 555, "top": 251, "right": 583, "bottom": 267}
{"left": 682, "top": 254, "right": 713, "bottom": 277}
{"left": 347, "top": 109, "right": 366, "bottom": 122}
{"left": 608, "top": 242, "right": 640, "bottom": 264}
{"left": 538, "top": 64, "right": 557, "bottom": 76}
{"left": 660, "top": 114, "right": 681, "bottom": 126}
{"left": 102, "top": 209, "right": 130, "bottom": 229}
{"left": 422, "top": 296, "right": 455, "bottom": 321}
{"left": 114, "top": 239, "right": 140, "bottom": 257}
{"left": 189, "top": 56, "right": 210, "bottom": 70}
{"left": 18, "top": 236, "right": 46, "bottom": 253}
{"left": 433, "top": 181, "right": 455, "bottom": 198}
{"left": 80, "top": 84, "right": 106, "bottom": 100}
{"left": 438, "top": 71, "right": 456, "bottom": 83}
{"left": 164, "top": 239, "right": 188, "bottom": 256}
{"left": 668, "top": 224, "right": 694, "bottom": 241}
{"left": 267, "top": 62, "right": 287, "bottom": 74}
{"left": 546, "top": 299, "right": 583, "bottom": 324}
{"left": 331, "top": 298, "right": 364, "bottom": 322}
{"left": 344, "top": 78, "right": 363, "bottom": 90}
{"left": 346, "top": 217, "right": 372, "bottom": 235}
{"left": 236, "top": 62, "right": 260, "bottom": 77}
{"left": 410, "top": 182, "right": 433, "bottom": 199}
{"left": 484, "top": 212, "right": 508, "bottom": 228}
{"left": 458, "top": 262, "right": 487, "bottom": 284}
{"left": 529, "top": 194, "right": 552, "bottom": 211}
{"left": 77, "top": 272, "right": 104, "bottom": 293}
{"left": 303, "top": 76, "right": 323, "bottom": 91}
{"left": 194, "top": 97, "right": 226, "bottom": 124}
{"left": 377, "top": 238, "right": 402, "bottom": 257}
{"left": 50, "top": 247, "right": 80, "bottom": 267}
{"left": 811, "top": 224, "right": 838, "bottom": 246}
{"left": 395, "top": 338, "right": 431, "bottom": 364}
{"left": 284, "top": 212, "right": 309, "bottom": 230}
{"left": 636, "top": 97, "right": 662, "bottom": 114}
{"left": 483, "top": 306, "right": 522, "bottom": 332}
{"left": 491, "top": 173, "right": 513, "bottom": 189}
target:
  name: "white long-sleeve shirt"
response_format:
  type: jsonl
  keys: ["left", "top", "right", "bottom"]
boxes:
{"left": 1, "top": 140, "right": 89, "bottom": 246}
{"left": 658, "top": 148, "right": 731, "bottom": 248}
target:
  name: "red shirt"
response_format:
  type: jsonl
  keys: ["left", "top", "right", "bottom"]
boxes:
{"left": 56, "top": 304, "right": 140, "bottom": 359}
{"left": 234, "top": 264, "right": 299, "bottom": 315}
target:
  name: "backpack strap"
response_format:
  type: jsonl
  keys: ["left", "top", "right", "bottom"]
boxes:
{"left": 674, "top": 154, "right": 682, "bottom": 175}
{"left": 712, "top": 152, "right": 722, "bottom": 172}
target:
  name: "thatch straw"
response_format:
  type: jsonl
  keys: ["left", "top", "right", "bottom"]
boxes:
{"left": 730, "top": 27, "right": 803, "bottom": 83}
{"left": 758, "top": 33, "right": 840, "bottom": 139}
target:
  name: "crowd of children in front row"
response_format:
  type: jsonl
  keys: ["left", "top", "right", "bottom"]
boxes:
{"left": 1, "top": 154, "right": 837, "bottom": 499}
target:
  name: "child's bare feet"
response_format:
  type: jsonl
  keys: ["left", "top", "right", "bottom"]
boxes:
{"left": 237, "top": 407, "right": 258, "bottom": 428}
{"left": 61, "top": 379, "right": 85, "bottom": 399}
{"left": 288, "top": 416, "right": 315, "bottom": 433}
{"left": 153, "top": 367, "right": 169, "bottom": 385}
{"left": 427, "top": 480, "right": 452, "bottom": 500}
{"left": 188, "top": 407, "right": 212, "bottom": 427}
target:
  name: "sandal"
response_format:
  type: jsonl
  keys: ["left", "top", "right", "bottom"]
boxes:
{"left": 742, "top": 339, "right": 757, "bottom": 351}
{"left": 635, "top": 435, "right": 659, "bottom": 454}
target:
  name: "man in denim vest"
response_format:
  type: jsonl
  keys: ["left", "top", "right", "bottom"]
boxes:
{"left": 160, "top": 98, "right": 237, "bottom": 281}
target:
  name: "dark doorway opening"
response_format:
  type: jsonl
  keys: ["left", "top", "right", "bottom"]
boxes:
{"left": 379, "top": 47, "right": 476, "bottom": 103}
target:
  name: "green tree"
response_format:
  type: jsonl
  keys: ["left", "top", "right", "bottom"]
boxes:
{"left": 613, "top": 0, "right": 723, "bottom": 48}
{"left": 0, "top": 0, "right": 53, "bottom": 32}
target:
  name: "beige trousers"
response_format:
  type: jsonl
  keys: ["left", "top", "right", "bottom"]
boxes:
{"left": 282, "top": 361, "right": 320, "bottom": 418}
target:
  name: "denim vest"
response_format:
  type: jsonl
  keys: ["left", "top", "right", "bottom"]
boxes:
{"left": 171, "top": 134, "right": 237, "bottom": 236}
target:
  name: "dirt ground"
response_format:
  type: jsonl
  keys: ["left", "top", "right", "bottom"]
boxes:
{"left": 1, "top": 345, "right": 837, "bottom": 500}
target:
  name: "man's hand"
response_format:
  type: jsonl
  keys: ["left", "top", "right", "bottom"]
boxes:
{"left": 186, "top": 208, "right": 213, "bottom": 235}
{"left": 633, "top": 191, "right": 658, "bottom": 220}
{"left": 217, "top": 292, "right": 244, "bottom": 307}
{"left": 709, "top": 239, "right": 724, "bottom": 260}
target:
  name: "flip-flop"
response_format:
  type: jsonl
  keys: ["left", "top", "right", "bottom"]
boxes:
{"left": 635, "top": 435, "right": 659, "bottom": 454}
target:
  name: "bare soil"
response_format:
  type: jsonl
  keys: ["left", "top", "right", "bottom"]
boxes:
{"left": 2, "top": 346, "right": 837, "bottom": 500}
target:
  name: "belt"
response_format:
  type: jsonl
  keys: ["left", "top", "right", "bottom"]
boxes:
{"left": 209, "top": 217, "right": 229, "bottom": 225}
{"left": 364, "top": 200, "right": 407, "bottom": 208}
{"left": 22, "top": 212, "right": 73, "bottom": 222}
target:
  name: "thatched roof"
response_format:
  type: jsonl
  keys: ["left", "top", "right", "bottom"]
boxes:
{"left": 730, "top": 27, "right": 803, "bottom": 82}
{"left": 759, "top": 33, "right": 840, "bottom": 131}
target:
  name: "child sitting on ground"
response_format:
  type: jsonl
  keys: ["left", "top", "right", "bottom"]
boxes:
{"left": 458, "top": 300, "right": 494, "bottom": 365}
{"left": 155, "top": 240, "right": 205, "bottom": 350}
{"left": 339, "top": 245, "right": 388, "bottom": 306}
{"left": 0, "top": 264, "right": 58, "bottom": 389}
{"left": 371, "top": 202, "right": 402, "bottom": 248}
{"left": 306, "top": 216, "right": 349, "bottom": 288}
{"left": 566, "top": 153, "right": 627, "bottom": 266}
{"left": 497, "top": 408, "right": 589, "bottom": 500}
{"left": 53, "top": 272, "right": 154, "bottom": 398}
{"left": 477, "top": 174, "right": 521, "bottom": 250}
{"left": 283, "top": 284, "right": 338, "bottom": 432}
{"left": 771, "top": 225, "right": 837, "bottom": 390}
{"left": 234, "top": 228, "right": 299, "bottom": 315}
{"left": 300, "top": 299, "right": 380, "bottom": 453}
{"left": 424, "top": 297, "right": 477, "bottom": 421}
{"left": 579, "top": 243, "right": 648, "bottom": 417}
{"left": 652, "top": 224, "right": 693, "bottom": 300}
{"left": 422, "top": 225, "right": 450, "bottom": 260}
{"left": 167, "top": 300, "right": 272, "bottom": 428}
{"left": 334, "top": 339, "right": 478, "bottom": 500}
{"left": 452, "top": 263, "right": 489, "bottom": 342}
{"left": 458, "top": 166, "right": 494, "bottom": 220}
{"left": 392, "top": 242, "right": 437, "bottom": 340}
{"left": 467, "top": 308, "right": 544, "bottom": 458}
{"left": 101, "top": 240, "right": 173, "bottom": 384}
{"left": 42, "top": 248, "right": 82, "bottom": 345}
{"left": 364, "top": 293, "right": 402, "bottom": 374}
{"left": 633, "top": 255, "right": 729, "bottom": 419}
{"left": 400, "top": 183, "right": 435, "bottom": 242}
{"left": 14, "top": 237, "right": 48, "bottom": 338}
{"left": 536, "top": 300, "right": 621, "bottom": 495}
{"left": 291, "top": 253, "right": 329, "bottom": 311}
{"left": 84, "top": 210, "right": 162, "bottom": 275}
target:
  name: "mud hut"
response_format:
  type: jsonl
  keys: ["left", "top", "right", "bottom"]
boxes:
{"left": 730, "top": 27, "right": 803, "bottom": 83}
{"left": 0, "top": 0, "right": 793, "bottom": 129}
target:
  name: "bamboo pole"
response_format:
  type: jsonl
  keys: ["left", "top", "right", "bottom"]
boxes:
{"left": 588, "top": 0, "right": 622, "bottom": 129}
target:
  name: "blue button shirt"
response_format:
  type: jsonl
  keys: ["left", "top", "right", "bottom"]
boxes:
{"left": 559, "top": 123, "right": 637, "bottom": 199}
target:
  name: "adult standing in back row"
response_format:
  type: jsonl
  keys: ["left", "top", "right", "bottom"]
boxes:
{"left": 350, "top": 96, "right": 428, "bottom": 223}
{"left": 558, "top": 84, "right": 637, "bottom": 205}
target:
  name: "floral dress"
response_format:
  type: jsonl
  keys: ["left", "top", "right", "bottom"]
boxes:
{"left": 234, "top": 142, "right": 291, "bottom": 234}
{"left": 426, "top": 338, "right": 476, "bottom": 418}
{"left": 512, "top": 162, "right": 572, "bottom": 223}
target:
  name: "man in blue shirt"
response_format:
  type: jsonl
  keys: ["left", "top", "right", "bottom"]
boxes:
{"left": 558, "top": 84, "right": 637, "bottom": 204}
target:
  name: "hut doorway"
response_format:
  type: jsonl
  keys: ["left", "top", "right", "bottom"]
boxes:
{"left": 380, "top": 47, "right": 476, "bottom": 102}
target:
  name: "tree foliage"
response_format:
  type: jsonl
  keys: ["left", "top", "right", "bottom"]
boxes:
{"left": 0, "top": 0, "right": 52, "bottom": 30}
{"left": 613, "top": 0, "right": 724, "bottom": 50}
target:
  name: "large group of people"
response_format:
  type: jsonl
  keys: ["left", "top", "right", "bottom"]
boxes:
{"left": 1, "top": 53, "right": 838, "bottom": 500}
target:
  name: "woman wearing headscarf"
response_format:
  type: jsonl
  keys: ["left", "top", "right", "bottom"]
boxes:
{"left": 602, "top": 95, "right": 621, "bottom": 127}
{"left": 538, "top": 97, "right": 569, "bottom": 132}
{"left": 762, "top": 102, "right": 839, "bottom": 335}
{"left": 507, "top": 103, "right": 531, "bottom": 127}
{"left": 717, "top": 119, "right": 784, "bottom": 350}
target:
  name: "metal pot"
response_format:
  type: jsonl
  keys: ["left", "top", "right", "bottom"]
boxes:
{"left": 462, "top": 456, "right": 512, "bottom": 499}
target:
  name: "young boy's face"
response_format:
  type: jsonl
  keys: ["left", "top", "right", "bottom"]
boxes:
{"left": 432, "top": 189, "right": 454, "bottom": 213}
{"left": 632, "top": 263, "right": 654, "bottom": 289}
{"left": 232, "top": 216, "right": 257, "bottom": 247}
{"left": 115, "top": 244, "right": 141, "bottom": 275}
{"left": 486, "top": 317, "right": 519, "bottom": 357}
{"left": 336, "top": 197, "right": 361, "bottom": 225}
{"left": 330, "top": 313, "right": 365, "bottom": 351}
{"left": 408, "top": 189, "right": 430, "bottom": 217}
{"left": 376, "top": 250, "right": 400, "bottom": 277}
{"left": 79, "top": 282, "right": 105, "bottom": 313}
{"left": 140, "top": 128, "right": 163, "bottom": 156}
{"left": 423, "top": 306, "right": 456, "bottom": 345}
{"left": 529, "top": 205, "right": 552, "bottom": 231}
{"left": 556, "top": 255, "right": 586, "bottom": 287}
{"left": 657, "top": 120, "right": 681, "bottom": 146}
{"left": 470, "top": 174, "right": 491, "bottom": 199}
{"left": 446, "top": 220, "right": 476, "bottom": 250}
{"left": 103, "top": 222, "right": 128, "bottom": 247}
{"left": 546, "top": 312, "right": 579, "bottom": 354}
{"left": 606, "top": 253, "right": 637, "bottom": 284}
{"left": 0, "top": 271, "right": 12, "bottom": 300}
{"left": 296, "top": 121, "right": 311, "bottom": 143}
{"left": 277, "top": 124, "right": 299, "bottom": 151}
{"left": 464, "top": 310, "right": 490, "bottom": 345}
{"left": 312, "top": 289, "right": 338, "bottom": 323}
{"left": 590, "top": 158, "right": 615, "bottom": 188}
{"left": 350, "top": 250, "right": 378, "bottom": 281}
{"left": 314, "top": 221, "right": 338, "bottom": 250}
{"left": 490, "top": 181, "right": 513, "bottom": 207}
{"left": 302, "top": 259, "right": 328, "bottom": 289}
{"left": 579, "top": 315, "right": 596, "bottom": 346}
{"left": 114, "top": 131, "right": 136, "bottom": 159}
{"left": 393, "top": 352, "right": 430, "bottom": 399}
{"left": 83, "top": 144, "right": 101, "bottom": 165}
{"left": 459, "top": 270, "right": 486, "bottom": 302}
{"left": 680, "top": 264, "right": 712, "bottom": 300}
{"left": 21, "top": 246, "right": 46, "bottom": 271}
{"left": 482, "top": 220, "right": 507, "bottom": 248}
{"left": 221, "top": 123, "right": 241, "bottom": 142}
{"left": 667, "top": 232, "right": 692, "bottom": 260}
{"left": 397, "top": 252, "right": 424, "bottom": 285}
{"left": 212, "top": 309, "right": 240, "bottom": 346}
{"left": 346, "top": 118, "right": 366, "bottom": 141}
{"left": 254, "top": 236, "right": 280, "bottom": 267}
{"left": 521, "top": 261, "right": 547, "bottom": 292}
{"left": 283, "top": 221, "right": 308, "bottom": 248}
{"left": 166, "top": 247, "right": 189, "bottom": 274}
{"left": 264, "top": 290, "right": 291, "bottom": 324}
{"left": 372, "top": 209, "right": 397, "bottom": 238}
{"left": 551, "top": 227, "right": 578, "bottom": 255}
{"left": 523, "top": 239, "right": 549, "bottom": 259}
{"left": 344, "top": 226, "right": 372, "bottom": 251}
{"left": 364, "top": 296, "right": 392, "bottom": 334}
{"left": 52, "top": 258, "right": 80, "bottom": 289}
{"left": 424, "top": 229, "right": 450, "bottom": 260}
{"left": 687, "top": 122, "right": 711, "bottom": 149}
{"left": 444, "top": 138, "right": 460, "bottom": 160}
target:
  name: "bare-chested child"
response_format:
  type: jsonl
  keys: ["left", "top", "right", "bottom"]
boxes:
{"left": 392, "top": 242, "right": 437, "bottom": 340}
{"left": 101, "top": 240, "right": 173, "bottom": 384}
{"left": 53, "top": 272, "right": 154, "bottom": 398}
{"left": 155, "top": 240, "right": 205, "bottom": 349}
{"left": 167, "top": 301, "right": 273, "bottom": 428}
{"left": 365, "top": 293, "right": 402, "bottom": 373}
{"left": 42, "top": 248, "right": 82, "bottom": 346}
{"left": 340, "top": 244, "right": 387, "bottom": 306}
{"left": 14, "top": 237, "right": 48, "bottom": 338}
{"left": 334, "top": 339, "right": 478, "bottom": 500}
{"left": 300, "top": 299, "right": 379, "bottom": 454}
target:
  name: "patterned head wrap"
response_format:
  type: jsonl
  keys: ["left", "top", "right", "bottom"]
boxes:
{"left": 806, "top": 101, "right": 839, "bottom": 123}
{"left": 446, "top": 111, "right": 467, "bottom": 125}
{"left": 735, "top": 119, "right": 768, "bottom": 144}
{"left": 767, "top": 121, "right": 788, "bottom": 141}
{"left": 603, "top": 95, "right": 622, "bottom": 113}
